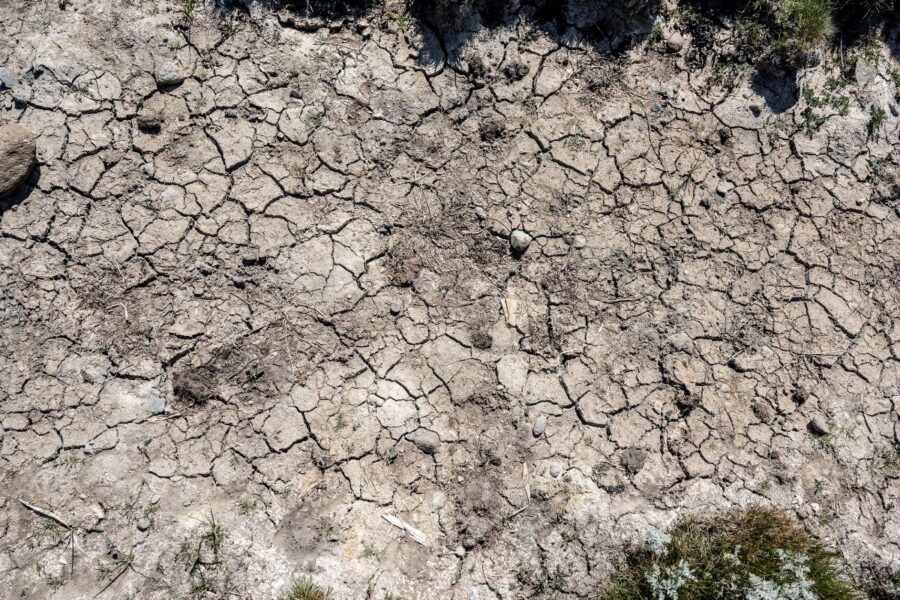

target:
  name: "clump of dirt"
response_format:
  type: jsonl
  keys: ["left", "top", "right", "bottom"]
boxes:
{"left": 172, "top": 368, "right": 219, "bottom": 405}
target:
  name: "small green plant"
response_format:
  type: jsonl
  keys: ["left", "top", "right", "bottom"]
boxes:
{"left": 180, "top": 512, "right": 227, "bottom": 572}
{"left": 563, "top": 136, "right": 587, "bottom": 152}
{"left": 180, "top": 0, "right": 195, "bottom": 21}
{"left": 755, "top": 480, "right": 772, "bottom": 495}
{"left": 870, "top": 448, "right": 900, "bottom": 473}
{"left": 238, "top": 500, "right": 256, "bottom": 516}
{"left": 813, "top": 478, "right": 827, "bottom": 495}
{"left": 591, "top": 463, "right": 610, "bottom": 483}
{"left": 800, "top": 78, "right": 851, "bottom": 134}
{"left": 52, "top": 451, "right": 85, "bottom": 470}
{"left": 539, "top": 564, "right": 569, "bottom": 594}
{"left": 868, "top": 105, "right": 887, "bottom": 138}
{"left": 201, "top": 513, "right": 226, "bottom": 563}
{"left": 283, "top": 576, "right": 332, "bottom": 600}
{"left": 334, "top": 412, "right": 346, "bottom": 431}
{"left": 606, "top": 507, "right": 859, "bottom": 600}
{"left": 360, "top": 541, "right": 379, "bottom": 559}
{"left": 669, "top": 159, "right": 705, "bottom": 200}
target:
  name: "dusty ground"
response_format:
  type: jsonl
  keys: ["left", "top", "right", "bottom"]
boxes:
{"left": 1, "top": 0, "right": 899, "bottom": 598}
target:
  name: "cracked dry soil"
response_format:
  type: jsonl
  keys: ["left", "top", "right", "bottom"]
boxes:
{"left": 1, "top": 0, "right": 899, "bottom": 598}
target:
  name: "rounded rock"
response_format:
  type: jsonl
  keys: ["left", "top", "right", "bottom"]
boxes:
{"left": 0, "top": 123, "right": 37, "bottom": 198}
{"left": 808, "top": 415, "right": 829, "bottom": 436}
{"left": 510, "top": 229, "right": 532, "bottom": 254}
{"left": 155, "top": 62, "right": 185, "bottom": 87}
{"left": 666, "top": 32, "right": 685, "bottom": 53}
{"left": 532, "top": 415, "right": 547, "bottom": 437}
{"left": 0, "top": 67, "right": 17, "bottom": 90}
{"left": 408, "top": 429, "right": 441, "bottom": 455}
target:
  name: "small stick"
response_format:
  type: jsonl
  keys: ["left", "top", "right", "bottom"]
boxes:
{"left": 19, "top": 499, "right": 71, "bottom": 529}
{"left": 20, "top": 499, "right": 78, "bottom": 576}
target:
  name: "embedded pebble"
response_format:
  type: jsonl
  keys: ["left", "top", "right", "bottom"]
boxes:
{"left": 408, "top": 429, "right": 441, "bottom": 454}
{"left": 532, "top": 415, "right": 547, "bottom": 437}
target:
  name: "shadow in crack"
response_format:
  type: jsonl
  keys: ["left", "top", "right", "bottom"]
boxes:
{"left": 750, "top": 72, "right": 800, "bottom": 114}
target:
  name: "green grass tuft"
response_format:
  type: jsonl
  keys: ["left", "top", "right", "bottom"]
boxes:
{"left": 283, "top": 577, "right": 332, "bottom": 600}
{"left": 606, "top": 506, "right": 860, "bottom": 600}
{"left": 777, "top": 0, "right": 835, "bottom": 55}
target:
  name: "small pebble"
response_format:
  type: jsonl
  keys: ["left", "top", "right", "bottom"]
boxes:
{"left": 809, "top": 415, "right": 829, "bottom": 436}
{"left": 510, "top": 229, "right": 532, "bottom": 254}
{"left": 0, "top": 67, "right": 17, "bottom": 90}
{"left": 532, "top": 415, "right": 547, "bottom": 437}
{"left": 145, "top": 396, "right": 165, "bottom": 414}
{"left": 549, "top": 464, "right": 561, "bottom": 478}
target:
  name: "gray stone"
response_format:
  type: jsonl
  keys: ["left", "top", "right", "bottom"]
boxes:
{"left": 667, "top": 332, "right": 692, "bottom": 352}
{"left": 0, "top": 68, "right": 16, "bottom": 90}
{"left": 0, "top": 123, "right": 36, "bottom": 197}
{"left": 809, "top": 415, "right": 829, "bottom": 436}
{"left": 145, "top": 395, "right": 166, "bottom": 414}
{"left": 621, "top": 448, "right": 648, "bottom": 474}
{"left": 155, "top": 62, "right": 185, "bottom": 87}
{"left": 532, "top": 415, "right": 546, "bottom": 437}
{"left": 409, "top": 429, "right": 441, "bottom": 454}
{"left": 137, "top": 518, "right": 151, "bottom": 532}
{"left": 549, "top": 464, "right": 561, "bottom": 478}
{"left": 572, "top": 235, "right": 587, "bottom": 249}
{"left": 510, "top": 229, "right": 532, "bottom": 254}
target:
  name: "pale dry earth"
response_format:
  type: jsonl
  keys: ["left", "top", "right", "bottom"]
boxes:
{"left": 1, "top": 0, "right": 899, "bottom": 598}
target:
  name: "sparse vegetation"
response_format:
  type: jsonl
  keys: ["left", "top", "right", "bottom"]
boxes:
{"left": 283, "top": 577, "right": 332, "bottom": 600}
{"left": 863, "top": 563, "right": 900, "bottom": 600}
{"left": 606, "top": 507, "right": 860, "bottom": 600}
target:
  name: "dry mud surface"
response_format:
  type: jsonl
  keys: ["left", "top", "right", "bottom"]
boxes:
{"left": 1, "top": 1, "right": 899, "bottom": 598}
